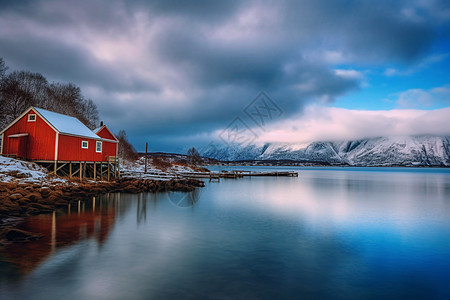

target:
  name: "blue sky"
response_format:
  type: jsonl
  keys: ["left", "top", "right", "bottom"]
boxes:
{"left": 335, "top": 51, "right": 450, "bottom": 110}
{"left": 0, "top": 0, "right": 449, "bottom": 152}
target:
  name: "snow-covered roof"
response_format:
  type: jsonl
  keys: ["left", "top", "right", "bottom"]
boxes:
{"left": 93, "top": 125, "right": 119, "bottom": 141}
{"left": 93, "top": 127, "right": 102, "bottom": 134}
{"left": 34, "top": 107, "right": 100, "bottom": 139}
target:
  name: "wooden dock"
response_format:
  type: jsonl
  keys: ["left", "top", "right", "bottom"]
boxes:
{"left": 242, "top": 171, "right": 298, "bottom": 177}
{"left": 181, "top": 170, "right": 299, "bottom": 180}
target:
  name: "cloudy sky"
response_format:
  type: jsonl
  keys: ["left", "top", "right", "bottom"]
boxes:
{"left": 1, "top": 0, "right": 449, "bottom": 152}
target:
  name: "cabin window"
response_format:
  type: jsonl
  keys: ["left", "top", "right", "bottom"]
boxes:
{"left": 81, "top": 141, "right": 88, "bottom": 149}
{"left": 96, "top": 141, "right": 102, "bottom": 153}
{"left": 28, "top": 114, "right": 36, "bottom": 122}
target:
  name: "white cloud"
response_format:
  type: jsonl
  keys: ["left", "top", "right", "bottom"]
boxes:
{"left": 334, "top": 69, "right": 364, "bottom": 80}
{"left": 396, "top": 89, "right": 434, "bottom": 108}
{"left": 393, "top": 85, "right": 450, "bottom": 108}
{"left": 252, "top": 106, "right": 450, "bottom": 144}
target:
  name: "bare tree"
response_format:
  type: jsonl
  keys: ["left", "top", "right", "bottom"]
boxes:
{"left": 0, "top": 58, "right": 100, "bottom": 131}
{"left": 46, "top": 82, "right": 99, "bottom": 129}
{"left": 117, "top": 130, "right": 138, "bottom": 162}
{"left": 81, "top": 99, "right": 100, "bottom": 129}
{"left": 0, "top": 71, "right": 48, "bottom": 128}
{"left": 0, "top": 57, "right": 7, "bottom": 79}
{"left": 0, "top": 58, "right": 6, "bottom": 129}
{"left": 47, "top": 82, "right": 82, "bottom": 114}
{"left": 187, "top": 147, "right": 202, "bottom": 166}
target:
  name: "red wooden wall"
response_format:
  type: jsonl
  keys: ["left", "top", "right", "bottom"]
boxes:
{"left": 2, "top": 110, "right": 56, "bottom": 160}
{"left": 97, "top": 127, "right": 117, "bottom": 141}
{"left": 57, "top": 135, "right": 117, "bottom": 162}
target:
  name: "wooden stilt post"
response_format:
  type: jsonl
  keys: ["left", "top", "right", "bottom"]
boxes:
{"left": 83, "top": 161, "right": 86, "bottom": 179}
{"left": 94, "top": 162, "right": 96, "bottom": 181}
{"left": 79, "top": 161, "right": 82, "bottom": 180}
{"left": 69, "top": 161, "right": 72, "bottom": 179}
{"left": 145, "top": 142, "right": 148, "bottom": 174}
{"left": 54, "top": 161, "right": 57, "bottom": 175}
{"left": 107, "top": 162, "right": 110, "bottom": 182}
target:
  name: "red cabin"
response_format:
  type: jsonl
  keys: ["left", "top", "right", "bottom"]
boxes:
{"left": 0, "top": 107, "right": 118, "bottom": 162}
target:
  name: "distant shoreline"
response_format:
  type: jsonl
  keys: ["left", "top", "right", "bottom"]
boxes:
{"left": 141, "top": 152, "right": 450, "bottom": 168}
{"left": 205, "top": 162, "right": 450, "bottom": 168}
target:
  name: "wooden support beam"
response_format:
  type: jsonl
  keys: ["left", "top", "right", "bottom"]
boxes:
{"left": 145, "top": 142, "right": 148, "bottom": 174}
{"left": 69, "top": 161, "right": 72, "bottom": 179}
{"left": 107, "top": 162, "right": 110, "bottom": 182}
{"left": 79, "top": 161, "right": 82, "bottom": 180}
{"left": 94, "top": 162, "right": 96, "bottom": 181}
{"left": 56, "top": 163, "right": 67, "bottom": 172}
{"left": 54, "top": 161, "right": 57, "bottom": 175}
{"left": 72, "top": 166, "right": 80, "bottom": 176}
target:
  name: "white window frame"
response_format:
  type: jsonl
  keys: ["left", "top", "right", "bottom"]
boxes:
{"left": 28, "top": 114, "right": 36, "bottom": 122}
{"left": 96, "top": 141, "right": 102, "bottom": 153}
{"left": 81, "top": 140, "right": 89, "bottom": 149}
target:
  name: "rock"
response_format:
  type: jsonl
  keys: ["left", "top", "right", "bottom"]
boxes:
{"left": 9, "top": 193, "right": 23, "bottom": 201}
{"left": 14, "top": 188, "right": 28, "bottom": 196}
{"left": 17, "top": 198, "right": 32, "bottom": 206}
{"left": 123, "top": 185, "right": 140, "bottom": 193}
{"left": 39, "top": 187, "right": 52, "bottom": 197}
{"left": 26, "top": 207, "right": 41, "bottom": 215}
{"left": 43, "top": 194, "right": 59, "bottom": 203}
{"left": 4, "top": 228, "right": 43, "bottom": 241}
{"left": 25, "top": 192, "right": 43, "bottom": 202}
{"left": 47, "top": 190, "right": 63, "bottom": 199}
{"left": 30, "top": 203, "right": 53, "bottom": 213}
{"left": 1, "top": 199, "right": 21, "bottom": 210}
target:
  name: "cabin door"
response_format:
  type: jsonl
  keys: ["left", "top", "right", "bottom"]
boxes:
{"left": 8, "top": 136, "right": 28, "bottom": 159}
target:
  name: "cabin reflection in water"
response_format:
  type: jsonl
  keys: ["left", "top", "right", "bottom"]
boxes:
{"left": 1, "top": 193, "right": 123, "bottom": 277}
{"left": 1, "top": 191, "right": 203, "bottom": 278}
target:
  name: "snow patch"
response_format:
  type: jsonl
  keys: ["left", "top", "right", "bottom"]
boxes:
{"left": 0, "top": 155, "right": 65, "bottom": 183}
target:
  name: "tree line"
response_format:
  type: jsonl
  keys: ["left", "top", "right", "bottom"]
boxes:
{"left": 0, "top": 57, "right": 99, "bottom": 130}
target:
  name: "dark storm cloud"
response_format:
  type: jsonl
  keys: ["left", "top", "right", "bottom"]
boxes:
{"left": 0, "top": 34, "right": 158, "bottom": 93}
{"left": 0, "top": 0, "right": 447, "bottom": 151}
{"left": 280, "top": 0, "right": 436, "bottom": 62}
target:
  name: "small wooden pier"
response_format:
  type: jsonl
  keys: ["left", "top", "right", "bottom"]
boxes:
{"left": 183, "top": 170, "right": 299, "bottom": 180}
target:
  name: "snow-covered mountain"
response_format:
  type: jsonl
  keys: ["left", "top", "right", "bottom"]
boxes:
{"left": 203, "top": 136, "right": 450, "bottom": 166}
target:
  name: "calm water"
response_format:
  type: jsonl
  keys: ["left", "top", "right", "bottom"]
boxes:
{"left": 1, "top": 167, "right": 450, "bottom": 300}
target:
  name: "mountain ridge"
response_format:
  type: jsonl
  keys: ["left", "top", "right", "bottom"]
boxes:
{"left": 202, "top": 135, "right": 450, "bottom": 166}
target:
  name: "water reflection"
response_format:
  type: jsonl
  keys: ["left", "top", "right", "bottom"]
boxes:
{"left": 167, "top": 188, "right": 202, "bottom": 208}
{"left": 137, "top": 193, "right": 147, "bottom": 224}
{"left": 0, "top": 168, "right": 449, "bottom": 300}
{"left": 0, "top": 193, "right": 121, "bottom": 279}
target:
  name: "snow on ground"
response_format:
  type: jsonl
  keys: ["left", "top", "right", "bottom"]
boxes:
{"left": 0, "top": 155, "right": 209, "bottom": 183}
{"left": 0, "top": 156, "right": 66, "bottom": 183}
{"left": 120, "top": 157, "right": 208, "bottom": 180}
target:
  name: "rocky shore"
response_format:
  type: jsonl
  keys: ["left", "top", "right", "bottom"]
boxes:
{"left": 0, "top": 177, "right": 204, "bottom": 242}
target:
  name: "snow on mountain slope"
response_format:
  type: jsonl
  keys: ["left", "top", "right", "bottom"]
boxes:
{"left": 203, "top": 136, "right": 450, "bottom": 166}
